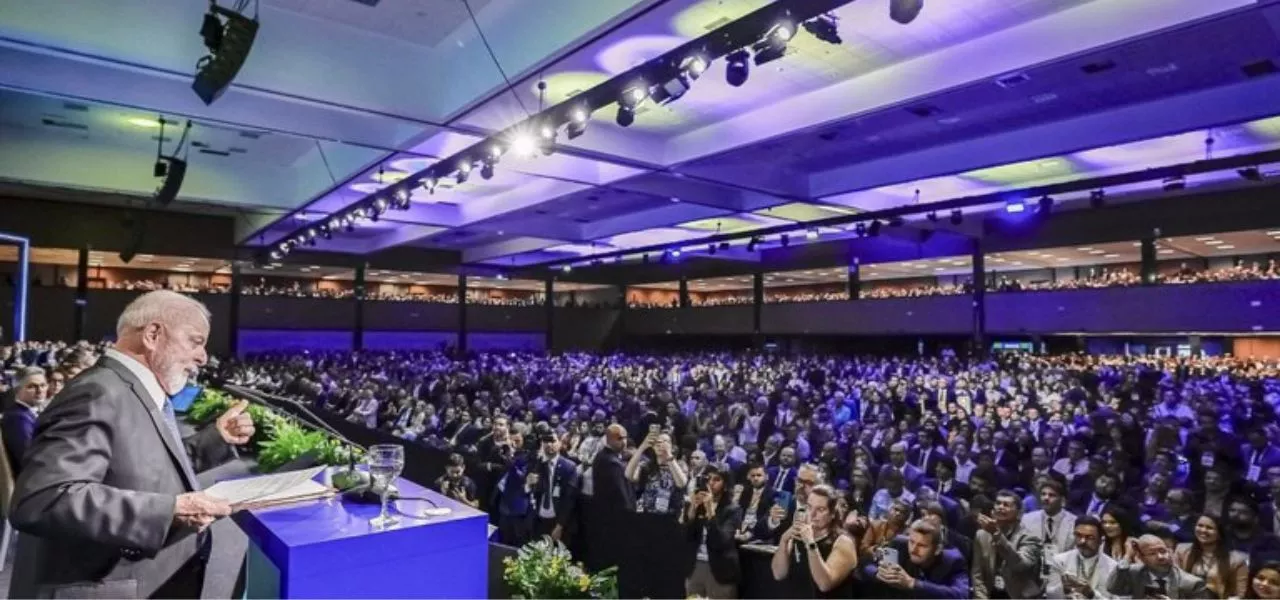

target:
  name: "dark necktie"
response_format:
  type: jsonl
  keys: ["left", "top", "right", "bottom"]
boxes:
{"left": 543, "top": 461, "right": 555, "bottom": 511}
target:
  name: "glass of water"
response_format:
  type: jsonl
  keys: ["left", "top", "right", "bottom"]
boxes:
{"left": 367, "top": 444, "right": 405, "bottom": 529}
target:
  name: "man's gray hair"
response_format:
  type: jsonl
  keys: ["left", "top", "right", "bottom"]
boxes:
{"left": 17, "top": 366, "right": 46, "bottom": 385}
{"left": 116, "top": 290, "right": 211, "bottom": 337}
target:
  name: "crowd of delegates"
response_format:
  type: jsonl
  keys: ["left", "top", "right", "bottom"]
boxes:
{"left": 0, "top": 340, "right": 101, "bottom": 476}
{"left": 226, "top": 347, "right": 1280, "bottom": 599}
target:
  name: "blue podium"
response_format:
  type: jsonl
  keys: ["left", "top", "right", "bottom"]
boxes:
{"left": 235, "top": 477, "right": 489, "bottom": 598}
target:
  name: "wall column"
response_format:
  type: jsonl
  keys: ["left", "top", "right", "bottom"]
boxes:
{"left": 228, "top": 262, "right": 242, "bottom": 356}
{"left": 971, "top": 241, "right": 987, "bottom": 357}
{"left": 457, "top": 274, "right": 468, "bottom": 353}
{"left": 678, "top": 276, "right": 690, "bottom": 308}
{"left": 1141, "top": 235, "right": 1159, "bottom": 285}
{"left": 545, "top": 278, "right": 555, "bottom": 351}
{"left": 74, "top": 246, "right": 89, "bottom": 341}
{"left": 353, "top": 262, "right": 366, "bottom": 351}
{"left": 847, "top": 260, "right": 861, "bottom": 300}
{"left": 752, "top": 271, "right": 764, "bottom": 343}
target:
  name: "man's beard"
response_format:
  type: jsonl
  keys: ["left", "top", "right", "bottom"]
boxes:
{"left": 153, "top": 351, "right": 190, "bottom": 395}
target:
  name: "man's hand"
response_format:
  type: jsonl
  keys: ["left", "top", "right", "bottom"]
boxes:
{"left": 551, "top": 524, "right": 564, "bottom": 541}
{"left": 216, "top": 399, "right": 255, "bottom": 445}
{"left": 173, "top": 492, "right": 232, "bottom": 532}
{"left": 877, "top": 563, "right": 914, "bottom": 589}
{"left": 693, "top": 490, "right": 712, "bottom": 508}
{"left": 977, "top": 514, "right": 999, "bottom": 534}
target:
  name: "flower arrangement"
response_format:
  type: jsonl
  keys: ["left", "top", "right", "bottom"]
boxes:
{"left": 186, "top": 389, "right": 358, "bottom": 473}
{"left": 502, "top": 538, "right": 618, "bottom": 599}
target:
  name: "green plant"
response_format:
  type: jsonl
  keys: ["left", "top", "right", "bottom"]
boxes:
{"left": 255, "top": 418, "right": 329, "bottom": 473}
{"left": 502, "top": 538, "right": 617, "bottom": 599}
{"left": 187, "top": 389, "right": 233, "bottom": 424}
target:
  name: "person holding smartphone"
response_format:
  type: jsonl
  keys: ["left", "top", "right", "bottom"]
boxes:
{"left": 681, "top": 463, "right": 742, "bottom": 599}
{"left": 861, "top": 519, "right": 971, "bottom": 599}
{"left": 626, "top": 429, "right": 687, "bottom": 517}
{"left": 770, "top": 484, "right": 858, "bottom": 598}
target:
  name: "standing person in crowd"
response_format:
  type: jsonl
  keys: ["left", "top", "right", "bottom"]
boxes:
{"left": 1044, "top": 515, "right": 1118, "bottom": 600}
{"left": 770, "top": 484, "right": 858, "bottom": 598}
{"left": 1109, "top": 535, "right": 1212, "bottom": 599}
{"left": 532, "top": 430, "right": 579, "bottom": 543}
{"left": 7, "top": 291, "right": 255, "bottom": 599}
{"left": 734, "top": 463, "right": 775, "bottom": 543}
{"left": 2, "top": 366, "right": 47, "bottom": 475}
{"left": 862, "top": 519, "right": 971, "bottom": 599}
{"left": 971, "top": 489, "right": 1044, "bottom": 599}
{"left": 681, "top": 463, "right": 742, "bottom": 599}
{"left": 627, "top": 430, "right": 687, "bottom": 517}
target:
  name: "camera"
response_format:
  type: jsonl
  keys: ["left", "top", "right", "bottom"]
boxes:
{"left": 695, "top": 473, "right": 710, "bottom": 493}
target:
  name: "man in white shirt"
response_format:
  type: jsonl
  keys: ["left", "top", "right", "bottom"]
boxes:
{"left": 1045, "top": 515, "right": 1117, "bottom": 599}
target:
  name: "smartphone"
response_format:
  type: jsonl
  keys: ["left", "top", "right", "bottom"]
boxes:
{"left": 879, "top": 547, "right": 900, "bottom": 566}
{"left": 648, "top": 423, "right": 660, "bottom": 435}
{"left": 1143, "top": 584, "right": 1164, "bottom": 598}
{"left": 775, "top": 490, "right": 793, "bottom": 510}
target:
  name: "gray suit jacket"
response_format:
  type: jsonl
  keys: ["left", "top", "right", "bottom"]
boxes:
{"left": 972, "top": 524, "right": 1045, "bottom": 599}
{"left": 1106, "top": 563, "right": 1212, "bottom": 599}
{"left": 6, "top": 357, "right": 245, "bottom": 599}
{"left": 1022, "top": 509, "right": 1077, "bottom": 556}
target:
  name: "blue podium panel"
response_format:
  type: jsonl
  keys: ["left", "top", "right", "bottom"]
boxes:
{"left": 236, "top": 477, "right": 488, "bottom": 599}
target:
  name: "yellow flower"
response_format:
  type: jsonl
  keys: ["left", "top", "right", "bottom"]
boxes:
{"left": 579, "top": 575, "right": 590, "bottom": 591}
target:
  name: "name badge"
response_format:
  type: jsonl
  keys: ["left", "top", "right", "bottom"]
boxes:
{"left": 553, "top": 485, "right": 562, "bottom": 498}
{"left": 1248, "top": 465, "right": 1263, "bottom": 482}
{"left": 1201, "top": 453, "right": 1215, "bottom": 467}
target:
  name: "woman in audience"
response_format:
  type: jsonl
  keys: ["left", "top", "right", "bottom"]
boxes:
{"left": 771, "top": 484, "right": 858, "bottom": 598}
{"left": 1250, "top": 561, "right": 1280, "bottom": 600}
{"left": 1175, "top": 514, "right": 1249, "bottom": 599}
{"left": 681, "top": 463, "right": 741, "bottom": 599}
{"left": 1101, "top": 505, "right": 1138, "bottom": 560}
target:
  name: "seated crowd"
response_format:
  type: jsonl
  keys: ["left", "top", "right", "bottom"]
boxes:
{"left": 223, "top": 348, "right": 1280, "bottom": 599}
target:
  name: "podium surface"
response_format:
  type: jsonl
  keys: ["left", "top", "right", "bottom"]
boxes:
{"left": 236, "top": 476, "right": 488, "bottom": 598}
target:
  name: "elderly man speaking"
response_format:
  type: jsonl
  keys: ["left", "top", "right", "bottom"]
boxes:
{"left": 7, "top": 290, "right": 254, "bottom": 599}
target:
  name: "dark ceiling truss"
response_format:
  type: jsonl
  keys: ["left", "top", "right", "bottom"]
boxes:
{"left": 256, "top": 0, "right": 863, "bottom": 264}
{"left": 531, "top": 147, "right": 1280, "bottom": 270}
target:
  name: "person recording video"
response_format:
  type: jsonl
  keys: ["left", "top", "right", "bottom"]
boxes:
{"left": 681, "top": 463, "right": 742, "bottom": 599}
{"left": 770, "top": 483, "right": 859, "bottom": 598}
{"left": 434, "top": 453, "right": 478, "bottom": 509}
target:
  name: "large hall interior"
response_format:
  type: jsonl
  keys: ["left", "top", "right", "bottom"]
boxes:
{"left": 3, "top": 0, "right": 1280, "bottom": 598}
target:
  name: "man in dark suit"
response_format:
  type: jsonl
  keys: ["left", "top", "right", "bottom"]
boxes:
{"left": 586, "top": 423, "right": 632, "bottom": 571}
{"left": 8, "top": 291, "right": 256, "bottom": 599}
{"left": 533, "top": 431, "right": 580, "bottom": 543}
{"left": 1, "top": 366, "right": 47, "bottom": 476}
{"left": 880, "top": 441, "right": 926, "bottom": 492}
{"left": 1108, "top": 535, "right": 1212, "bottom": 599}
{"left": 864, "top": 519, "right": 970, "bottom": 598}
{"left": 766, "top": 445, "right": 798, "bottom": 495}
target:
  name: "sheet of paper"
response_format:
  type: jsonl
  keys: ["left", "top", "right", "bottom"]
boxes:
{"left": 205, "top": 466, "right": 326, "bottom": 505}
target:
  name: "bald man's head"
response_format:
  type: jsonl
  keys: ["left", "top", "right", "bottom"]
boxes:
{"left": 606, "top": 424, "right": 628, "bottom": 450}
{"left": 1137, "top": 534, "right": 1173, "bottom": 572}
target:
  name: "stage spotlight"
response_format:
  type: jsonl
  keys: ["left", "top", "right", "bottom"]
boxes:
{"left": 567, "top": 105, "right": 590, "bottom": 139}
{"left": 620, "top": 83, "right": 648, "bottom": 108}
{"left": 682, "top": 55, "right": 709, "bottom": 80}
{"left": 480, "top": 162, "right": 495, "bottom": 180}
{"left": 725, "top": 49, "right": 750, "bottom": 87}
{"left": 192, "top": 4, "right": 259, "bottom": 105}
{"left": 1005, "top": 199, "right": 1026, "bottom": 214}
{"left": 1037, "top": 195, "right": 1054, "bottom": 214}
{"left": 890, "top": 0, "right": 924, "bottom": 25}
{"left": 949, "top": 209, "right": 963, "bottom": 225}
{"left": 374, "top": 197, "right": 389, "bottom": 212}
{"left": 803, "top": 14, "right": 842, "bottom": 44}
{"left": 754, "top": 19, "right": 796, "bottom": 65}
{"left": 616, "top": 106, "right": 636, "bottom": 127}
{"left": 269, "top": 250, "right": 281, "bottom": 261}
{"left": 868, "top": 220, "right": 882, "bottom": 236}
{"left": 421, "top": 177, "right": 437, "bottom": 195}
{"left": 1090, "top": 189, "right": 1106, "bottom": 208}
{"left": 1238, "top": 166, "right": 1262, "bottom": 181}
{"left": 393, "top": 188, "right": 411, "bottom": 209}
{"left": 562, "top": 265, "right": 572, "bottom": 273}
{"left": 320, "top": 224, "right": 332, "bottom": 240}
{"left": 672, "top": 249, "right": 682, "bottom": 258}
{"left": 456, "top": 160, "right": 472, "bottom": 184}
